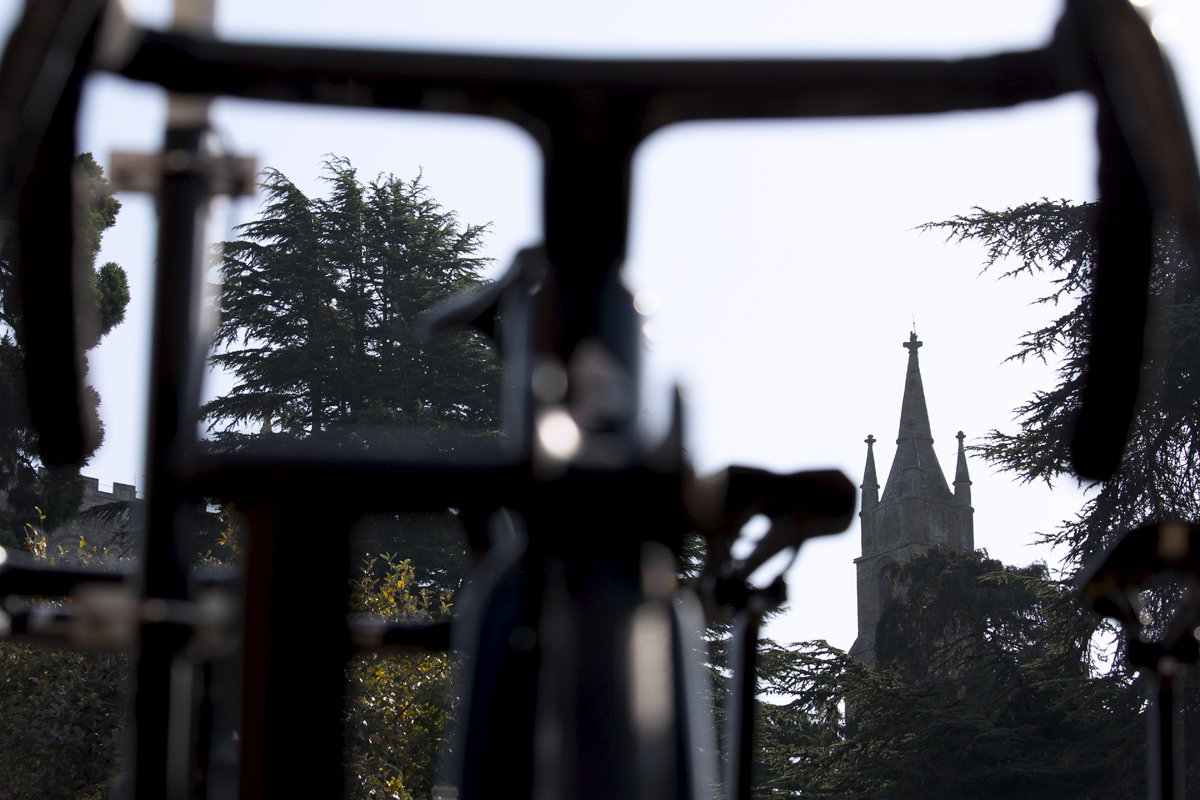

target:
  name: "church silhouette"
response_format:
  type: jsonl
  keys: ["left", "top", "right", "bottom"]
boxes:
{"left": 850, "top": 332, "right": 975, "bottom": 668}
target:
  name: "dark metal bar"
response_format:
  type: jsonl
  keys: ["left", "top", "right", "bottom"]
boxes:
{"left": 237, "top": 504, "right": 353, "bottom": 799}
{"left": 1070, "top": 94, "right": 1153, "bottom": 479}
{"left": 0, "top": 561, "right": 126, "bottom": 596}
{"left": 4, "top": 604, "right": 76, "bottom": 641}
{"left": 0, "top": 0, "right": 106, "bottom": 209}
{"left": 1063, "top": 0, "right": 1178, "bottom": 480}
{"left": 457, "top": 556, "right": 543, "bottom": 800}
{"left": 349, "top": 619, "right": 452, "bottom": 652}
{"left": 13, "top": 7, "right": 100, "bottom": 466}
{"left": 1149, "top": 675, "right": 1184, "bottom": 800}
{"left": 724, "top": 609, "right": 761, "bottom": 800}
{"left": 185, "top": 456, "right": 857, "bottom": 518}
{"left": 542, "top": 136, "right": 641, "bottom": 385}
{"left": 1068, "top": 0, "right": 1200, "bottom": 257}
{"left": 133, "top": 106, "right": 212, "bottom": 800}
{"left": 114, "top": 31, "right": 1083, "bottom": 133}
{"left": 184, "top": 451, "right": 527, "bottom": 509}
{"left": 570, "top": 557, "right": 642, "bottom": 800}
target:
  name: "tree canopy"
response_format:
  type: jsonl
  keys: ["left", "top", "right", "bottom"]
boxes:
{"left": 0, "top": 153, "right": 130, "bottom": 544}
{"left": 203, "top": 157, "right": 500, "bottom": 451}
{"left": 752, "top": 547, "right": 1146, "bottom": 800}
{"left": 202, "top": 157, "right": 499, "bottom": 591}
{"left": 922, "top": 201, "right": 1200, "bottom": 569}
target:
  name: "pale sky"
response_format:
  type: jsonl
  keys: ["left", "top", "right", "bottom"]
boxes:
{"left": 2, "top": 0, "right": 1198, "bottom": 651}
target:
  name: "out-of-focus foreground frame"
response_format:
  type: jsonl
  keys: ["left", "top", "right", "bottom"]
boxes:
{"left": 0, "top": 1, "right": 1197, "bottom": 799}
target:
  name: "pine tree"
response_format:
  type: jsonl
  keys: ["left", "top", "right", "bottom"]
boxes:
{"left": 922, "top": 201, "right": 1200, "bottom": 570}
{"left": 205, "top": 158, "right": 499, "bottom": 592}
{"left": 204, "top": 157, "right": 500, "bottom": 451}
{"left": 205, "top": 165, "right": 339, "bottom": 437}
{"left": 0, "top": 153, "right": 129, "bottom": 544}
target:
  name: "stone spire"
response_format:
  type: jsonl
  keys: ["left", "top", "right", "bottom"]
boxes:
{"left": 878, "top": 333, "right": 953, "bottom": 510}
{"left": 954, "top": 431, "right": 974, "bottom": 551}
{"left": 860, "top": 435, "right": 879, "bottom": 553}
{"left": 954, "top": 431, "right": 972, "bottom": 503}
{"left": 897, "top": 332, "right": 933, "bottom": 442}
{"left": 862, "top": 435, "right": 879, "bottom": 505}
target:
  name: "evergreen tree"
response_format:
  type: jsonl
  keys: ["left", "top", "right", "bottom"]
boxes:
{"left": 0, "top": 153, "right": 130, "bottom": 545}
{"left": 205, "top": 158, "right": 499, "bottom": 592}
{"left": 922, "top": 201, "right": 1199, "bottom": 570}
{"left": 204, "top": 157, "right": 500, "bottom": 450}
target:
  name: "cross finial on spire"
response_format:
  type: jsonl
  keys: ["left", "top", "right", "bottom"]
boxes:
{"left": 903, "top": 330, "right": 923, "bottom": 354}
{"left": 956, "top": 430, "right": 966, "bottom": 446}
{"left": 865, "top": 434, "right": 876, "bottom": 447}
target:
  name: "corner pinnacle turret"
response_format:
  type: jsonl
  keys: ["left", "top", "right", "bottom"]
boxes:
{"left": 954, "top": 431, "right": 972, "bottom": 491}
{"left": 954, "top": 431, "right": 974, "bottom": 551}
{"left": 862, "top": 434, "right": 879, "bottom": 494}
{"left": 860, "top": 435, "right": 880, "bottom": 555}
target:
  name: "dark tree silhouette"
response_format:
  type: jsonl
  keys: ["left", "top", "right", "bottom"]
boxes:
{"left": 204, "top": 157, "right": 500, "bottom": 452}
{"left": 752, "top": 548, "right": 1145, "bottom": 800}
{"left": 923, "top": 201, "right": 1200, "bottom": 570}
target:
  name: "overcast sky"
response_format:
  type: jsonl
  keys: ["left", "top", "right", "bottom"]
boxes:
{"left": 2, "top": 0, "right": 1198, "bottom": 650}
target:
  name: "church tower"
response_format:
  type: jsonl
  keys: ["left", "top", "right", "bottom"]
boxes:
{"left": 849, "top": 332, "right": 974, "bottom": 667}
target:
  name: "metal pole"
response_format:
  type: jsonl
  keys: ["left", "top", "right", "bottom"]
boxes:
{"left": 1149, "top": 673, "right": 1184, "bottom": 800}
{"left": 133, "top": 3, "right": 215, "bottom": 795}
{"left": 724, "top": 609, "right": 760, "bottom": 800}
{"left": 237, "top": 505, "right": 353, "bottom": 799}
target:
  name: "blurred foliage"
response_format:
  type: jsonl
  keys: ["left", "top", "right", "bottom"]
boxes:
{"left": 346, "top": 554, "right": 456, "bottom": 800}
{"left": 1, "top": 504, "right": 459, "bottom": 800}
{"left": 352, "top": 511, "right": 469, "bottom": 595}
{"left": 0, "top": 532, "right": 130, "bottom": 800}
{"left": 0, "top": 642, "right": 128, "bottom": 800}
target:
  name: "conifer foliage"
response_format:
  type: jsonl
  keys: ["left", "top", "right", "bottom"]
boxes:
{"left": 204, "top": 157, "right": 500, "bottom": 448}
{"left": 923, "top": 201, "right": 1200, "bottom": 569}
